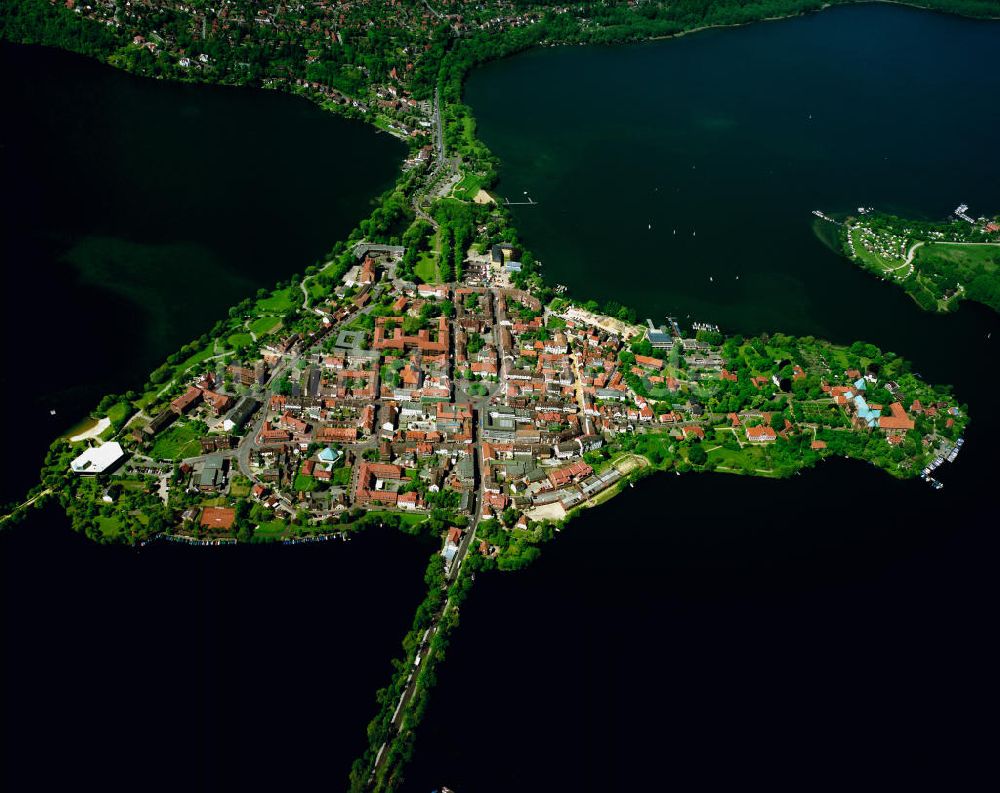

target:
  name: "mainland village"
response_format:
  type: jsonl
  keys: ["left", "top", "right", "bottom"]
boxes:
{"left": 57, "top": 238, "right": 969, "bottom": 570}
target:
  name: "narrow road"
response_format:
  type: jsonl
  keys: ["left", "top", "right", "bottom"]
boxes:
{"left": 0, "top": 488, "right": 53, "bottom": 523}
{"left": 422, "top": 0, "right": 445, "bottom": 21}
{"left": 412, "top": 86, "right": 460, "bottom": 228}
{"left": 370, "top": 289, "right": 499, "bottom": 784}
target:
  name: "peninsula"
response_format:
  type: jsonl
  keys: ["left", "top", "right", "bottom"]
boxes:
{"left": 816, "top": 206, "right": 1000, "bottom": 313}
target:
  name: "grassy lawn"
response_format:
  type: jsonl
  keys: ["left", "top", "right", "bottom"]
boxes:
{"left": 177, "top": 344, "right": 215, "bottom": 373}
{"left": 227, "top": 332, "right": 254, "bottom": 350}
{"left": 331, "top": 466, "right": 352, "bottom": 486}
{"left": 364, "top": 510, "right": 425, "bottom": 529}
{"left": 915, "top": 242, "right": 1000, "bottom": 311}
{"left": 308, "top": 281, "right": 328, "bottom": 302}
{"left": 256, "top": 287, "right": 298, "bottom": 314}
{"left": 849, "top": 227, "right": 904, "bottom": 274}
{"left": 107, "top": 401, "right": 133, "bottom": 426}
{"left": 414, "top": 250, "right": 438, "bottom": 284}
{"left": 136, "top": 390, "right": 160, "bottom": 410}
{"left": 255, "top": 518, "right": 288, "bottom": 538}
{"left": 229, "top": 476, "right": 251, "bottom": 498}
{"left": 705, "top": 444, "right": 772, "bottom": 474}
{"left": 916, "top": 241, "right": 1000, "bottom": 272}
{"left": 249, "top": 316, "right": 281, "bottom": 337}
{"left": 150, "top": 423, "right": 203, "bottom": 461}
{"left": 97, "top": 515, "right": 123, "bottom": 538}
{"left": 293, "top": 473, "right": 318, "bottom": 492}
{"left": 452, "top": 172, "right": 483, "bottom": 201}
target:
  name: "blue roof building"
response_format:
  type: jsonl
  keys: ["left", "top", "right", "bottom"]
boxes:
{"left": 853, "top": 394, "right": 882, "bottom": 428}
{"left": 318, "top": 447, "right": 341, "bottom": 464}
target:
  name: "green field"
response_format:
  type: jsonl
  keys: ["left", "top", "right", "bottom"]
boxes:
{"left": 364, "top": 510, "right": 426, "bottom": 529}
{"left": 105, "top": 402, "right": 134, "bottom": 432}
{"left": 414, "top": 250, "right": 439, "bottom": 284}
{"left": 452, "top": 172, "right": 484, "bottom": 201}
{"left": 227, "top": 332, "right": 254, "bottom": 350}
{"left": 177, "top": 344, "right": 215, "bottom": 373}
{"left": 229, "top": 476, "right": 252, "bottom": 498}
{"left": 293, "top": 473, "right": 318, "bottom": 492}
{"left": 910, "top": 242, "right": 1000, "bottom": 312}
{"left": 705, "top": 443, "right": 773, "bottom": 474}
{"left": 97, "top": 515, "right": 123, "bottom": 538}
{"left": 150, "top": 423, "right": 203, "bottom": 461}
{"left": 918, "top": 241, "right": 998, "bottom": 265}
{"left": 308, "top": 281, "right": 328, "bottom": 302}
{"left": 256, "top": 286, "right": 298, "bottom": 313}
{"left": 255, "top": 518, "right": 289, "bottom": 538}
{"left": 848, "top": 227, "right": 908, "bottom": 273}
{"left": 249, "top": 316, "right": 282, "bottom": 337}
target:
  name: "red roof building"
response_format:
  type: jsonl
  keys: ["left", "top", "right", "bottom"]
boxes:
{"left": 746, "top": 425, "right": 776, "bottom": 442}
{"left": 878, "top": 402, "right": 915, "bottom": 432}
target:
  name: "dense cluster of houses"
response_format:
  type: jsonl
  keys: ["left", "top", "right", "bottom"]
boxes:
{"left": 90, "top": 227, "right": 964, "bottom": 545}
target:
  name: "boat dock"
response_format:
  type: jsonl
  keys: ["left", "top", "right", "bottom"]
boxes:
{"left": 812, "top": 209, "right": 840, "bottom": 224}
{"left": 921, "top": 437, "right": 964, "bottom": 489}
{"left": 954, "top": 203, "right": 975, "bottom": 224}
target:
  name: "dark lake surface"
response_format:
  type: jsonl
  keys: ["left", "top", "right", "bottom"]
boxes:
{"left": 466, "top": 4, "right": 1000, "bottom": 350}
{"left": 0, "top": 42, "right": 403, "bottom": 504}
{"left": 1, "top": 42, "right": 415, "bottom": 793}
{"left": 401, "top": 6, "right": 1000, "bottom": 791}
{"left": 3, "top": 508, "right": 435, "bottom": 792}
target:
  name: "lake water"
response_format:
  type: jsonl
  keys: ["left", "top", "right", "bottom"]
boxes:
{"left": 466, "top": 3, "right": 1000, "bottom": 357}
{"left": 401, "top": 6, "right": 1000, "bottom": 791}
{"left": 0, "top": 42, "right": 403, "bottom": 504}
{"left": 1, "top": 42, "right": 415, "bottom": 793}
{"left": 3, "top": 507, "right": 435, "bottom": 791}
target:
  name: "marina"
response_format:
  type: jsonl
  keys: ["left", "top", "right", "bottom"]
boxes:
{"left": 920, "top": 438, "right": 964, "bottom": 488}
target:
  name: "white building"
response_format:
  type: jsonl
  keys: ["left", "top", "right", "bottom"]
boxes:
{"left": 70, "top": 442, "right": 126, "bottom": 475}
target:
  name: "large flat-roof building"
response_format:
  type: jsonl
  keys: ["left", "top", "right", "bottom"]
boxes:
{"left": 70, "top": 442, "right": 127, "bottom": 475}
{"left": 198, "top": 454, "right": 226, "bottom": 491}
{"left": 645, "top": 320, "right": 674, "bottom": 350}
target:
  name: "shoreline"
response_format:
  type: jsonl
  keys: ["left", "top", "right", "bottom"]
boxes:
{"left": 67, "top": 416, "right": 109, "bottom": 442}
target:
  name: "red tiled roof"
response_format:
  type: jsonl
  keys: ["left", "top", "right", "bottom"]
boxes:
{"left": 878, "top": 402, "right": 914, "bottom": 431}
{"left": 746, "top": 425, "right": 776, "bottom": 442}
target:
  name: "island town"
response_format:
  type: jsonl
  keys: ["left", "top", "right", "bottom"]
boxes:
{"left": 42, "top": 231, "right": 968, "bottom": 562}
